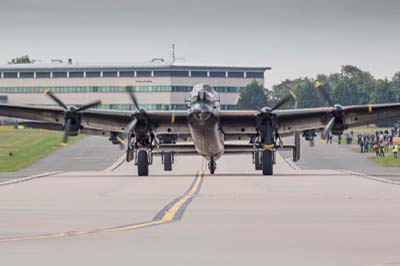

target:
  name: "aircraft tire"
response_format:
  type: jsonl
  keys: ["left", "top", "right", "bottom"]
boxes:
{"left": 164, "top": 152, "right": 172, "bottom": 171}
{"left": 262, "top": 150, "right": 273, "bottom": 175}
{"left": 137, "top": 150, "right": 149, "bottom": 176}
{"left": 208, "top": 160, "right": 216, "bottom": 174}
{"left": 255, "top": 151, "right": 262, "bottom": 170}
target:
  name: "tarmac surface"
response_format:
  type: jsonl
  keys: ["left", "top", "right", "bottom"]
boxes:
{"left": 1, "top": 142, "right": 400, "bottom": 266}
{"left": 0, "top": 136, "right": 123, "bottom": 182}
{"left": 280, "top": 137, "right": 400, "bottom": 182}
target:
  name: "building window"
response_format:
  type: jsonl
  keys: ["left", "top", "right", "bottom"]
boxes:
{"left": 36, "top": 72, "right": 51, "bottom": 78}
{"left": 3, "top": 72, "right": 18, "bottom": 78}
{"left": 119, "top": 71, "right": 135, "bottom": 77}
{"left": 171, "top": 71, "right": 189, "bottom": 77}
{"left": 153, "top": 71, "right": 170, "bottom": 77}
{"left": 227, "top": 72, "right": 244, "bottom": 78}
{"left": 191, "top": 71, "right": 207, "bottom": 77}
{"left": 53, "top": 72, "right": 67, "bottom": 78}
{"left": 136, "top": 71, "right": 152, "bottom": 77}
{"left": 246, "top": 72, "right": 264, "bottom": 78}
{"left": 69, "top": 72, "right": 84, "bottom": 78}
{"left": 103, "top": 71, "right": 118, "bottom": 77}
{"left": 209, "top": 71, "right": 226, "bottom": 78}
{"left": 19, "top": 72, "right": 34, "bottom": 78}
{"left": 86, "top": 71, "right": 101, "bottom": 78}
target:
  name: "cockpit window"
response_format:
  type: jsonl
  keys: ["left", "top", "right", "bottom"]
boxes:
{"left": 202, "top": 84, "right": 213, "bottom": 93}
{"left": 189, "top": 84, "right": 217, "bottom": 104}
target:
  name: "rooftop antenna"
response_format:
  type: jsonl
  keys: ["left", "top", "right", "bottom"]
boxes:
{"left": 172, "top": 43, "right": 176, "bottom": 62}
{"left": 171, "top": 43, "right": 186, "bottom": 62}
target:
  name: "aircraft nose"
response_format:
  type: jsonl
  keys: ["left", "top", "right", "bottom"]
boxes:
{"left": 192, "top": 103, "right": 212, "bottom": 121}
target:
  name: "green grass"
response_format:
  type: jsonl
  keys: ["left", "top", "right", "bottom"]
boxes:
{"left": 368, "top": 154, "right": 400, "bottom": 167}
{"left": 0, "top": 129, "right": 85, "bottom": 172}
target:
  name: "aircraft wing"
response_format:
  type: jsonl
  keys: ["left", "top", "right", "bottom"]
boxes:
{"left": 220, "top": 103, "right": 400, "bottom": 135}
{"left": 0, "top": 104, "right": 190, "bottom": 134}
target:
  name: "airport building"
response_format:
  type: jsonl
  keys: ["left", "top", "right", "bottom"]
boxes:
{"left": 0, "top": 60, "right": 270, "bottom": 111}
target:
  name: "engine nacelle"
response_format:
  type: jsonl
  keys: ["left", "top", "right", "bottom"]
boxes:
{"left": 331, "top": 120, "right": 347, "bottom": 135}
{"left": 303, "top": 129, "right": 316, "bottom": 141}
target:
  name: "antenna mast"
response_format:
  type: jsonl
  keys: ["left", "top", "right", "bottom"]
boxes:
{"left": 172, "top": 43, "right": 176, "bottom": 62}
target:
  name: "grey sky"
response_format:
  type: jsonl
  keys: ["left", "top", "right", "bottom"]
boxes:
{"left": 1, "top": 0, "right": 399, "bottom": 87}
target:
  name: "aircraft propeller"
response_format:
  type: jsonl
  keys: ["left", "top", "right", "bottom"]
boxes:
{"left": 260, "top": 89, "right": 297, "bottom": 114}
{"left": 44, "top": 89, "right": 102, "bottom": 145}
{"left": 314, "top": 82, "right": 344, "bottom": 140}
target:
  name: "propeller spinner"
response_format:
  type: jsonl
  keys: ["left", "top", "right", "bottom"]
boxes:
{"left": 44, "top": 89, "right": 102, "bottom": 145}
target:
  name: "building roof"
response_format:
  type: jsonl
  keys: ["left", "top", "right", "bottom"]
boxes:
{"left": 0, "top": 60, "right": 271, "bottom": 72}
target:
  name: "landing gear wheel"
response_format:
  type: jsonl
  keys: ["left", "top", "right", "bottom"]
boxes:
{"left": 163, "top": 152, "right": 172, "bottom": 171}
{"left": 127, "top": 148, "right": 134, "bottom": 162}
{"left": 255, "top": 151, "right": 262, "bottom": 170}
{"left": 262, "top": 150, "right": 273, "bottom": 175}
{"left": 208, "top": 159, "right": 216, "bottom": 175}
{"left": 137, "top": 150, "right": 149, "bottom": 176}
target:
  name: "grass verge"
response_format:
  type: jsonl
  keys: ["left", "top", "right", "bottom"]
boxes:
{"left": 0, "top": 129, "right": 85, "bottom": 172}
{"left": 368, "top": 154, "right": 400, "bottom": 167}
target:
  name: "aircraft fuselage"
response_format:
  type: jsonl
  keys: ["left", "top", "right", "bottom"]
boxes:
{"left": 187, "top": 84, "right": 224, "bottom": 161}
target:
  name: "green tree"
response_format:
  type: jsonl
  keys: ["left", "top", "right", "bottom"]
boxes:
{"left": 8, "top": 55, "right": 32, "bottom": 64}
{"left": 237, "top": 81, "right": 268, "bottom": 110}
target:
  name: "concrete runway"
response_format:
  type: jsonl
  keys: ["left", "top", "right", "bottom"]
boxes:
{"left": 1, "top": 151, "right": 400, "bottom": 266}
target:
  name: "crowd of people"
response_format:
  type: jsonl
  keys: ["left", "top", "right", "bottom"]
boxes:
{"left": 327, "top": 128, "right": 399, "bottom": 158}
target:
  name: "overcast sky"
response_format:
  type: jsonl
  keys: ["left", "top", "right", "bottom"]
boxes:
{"left": 1, "top": 0, "right": 399, "bottom": 87}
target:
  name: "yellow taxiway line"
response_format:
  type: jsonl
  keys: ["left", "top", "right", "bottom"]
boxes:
{"left": 0, "top": 168, "right": 205, "bottom": 243}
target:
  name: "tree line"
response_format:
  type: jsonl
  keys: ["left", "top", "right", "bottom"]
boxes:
{"left": 238, "top": 65, "right": 400, "bottom": 110}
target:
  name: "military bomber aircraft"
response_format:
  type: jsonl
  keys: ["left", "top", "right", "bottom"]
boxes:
{"left": 1, "top": 82, "right": 400, "bottom": 176}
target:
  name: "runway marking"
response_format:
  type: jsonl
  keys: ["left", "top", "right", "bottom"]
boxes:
{"left": 341, "top": 170, "right": 400, "bottom": 186}
{"left": 283, "top": 157, "right": 302, "bottom": 170}
{"left": 105, "top": 154, "right": 126, "bottom": 172}
{"left": 0, "top": 169, "right": 205, "bottom": 243}
{"left": 159, "top": 170, "right": 203, "bottom": 222}
{"left": 0, "top": 171, "right": 62, "bottom": 187}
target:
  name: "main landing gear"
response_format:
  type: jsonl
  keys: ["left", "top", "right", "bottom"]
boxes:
{"left": 137, "top": 150, "right": 149, "bottom": 176}
{"left": 208, "top": 158, "right": 216, "bottom": 174}
{"left": 262, "top": 149, "right": 273, "bottom": 175}
{"left": 253, "top": 149, "right": 275, "bottom": 175}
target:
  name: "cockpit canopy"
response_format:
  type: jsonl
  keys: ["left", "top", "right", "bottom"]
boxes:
{"left": 189, "top": 84, "right": 217, "bottom": 104}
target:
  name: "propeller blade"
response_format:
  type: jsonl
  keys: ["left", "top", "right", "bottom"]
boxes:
{"left": 271, "top": 90, "right": 297, "bottom": 111}
{"left": 116, "top": 136, "right": 125, "bottom": 150}
{"left": 76, "top": 100, "right": 102, "bottom": 112}
{"left": 44, "top": 89, "right": 68, "bottom": 110}
{"left": 61, "top": 118, "right": 72, "bottom": 145}
{"left": 321, "top": 117, "right": 336, "bottom": 140}
{"left": 315, "top": 82, "right": 334, "bottom": 107}
{"left": 126, "top": 86, "right": 140, "bottom": 110}
{"left": 126, "top": 118, "right": 138, "bottom": 149}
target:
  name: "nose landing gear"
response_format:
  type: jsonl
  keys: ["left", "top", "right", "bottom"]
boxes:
{"left": 208, "top": 159, "right": 216, "bottom": 174}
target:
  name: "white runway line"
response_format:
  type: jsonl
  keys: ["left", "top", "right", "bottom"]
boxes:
{"left": 0, "top": 171, "right": 61, "bottom": 187}
{"left": 284, "top": 157, "right": 302, "bottom": 170}
{"left": 104, "top": 154, "right": 126, "bottom": 172}
{"left": 341, "top": 170, "right": 400, "bottom": 186}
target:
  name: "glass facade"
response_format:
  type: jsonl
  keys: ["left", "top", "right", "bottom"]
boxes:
{"left": 0, "top": 86, "right": 244, "bottom": 94}
{"left": 0, "top": 69, "right": 264, "bottom": 79}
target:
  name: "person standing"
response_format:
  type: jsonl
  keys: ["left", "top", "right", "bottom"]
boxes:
{"left": 380, "top": 142, "right": 385, "bottom": 157}
{"left": 392, "top": 143, "right": 398, "bottom": 159}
